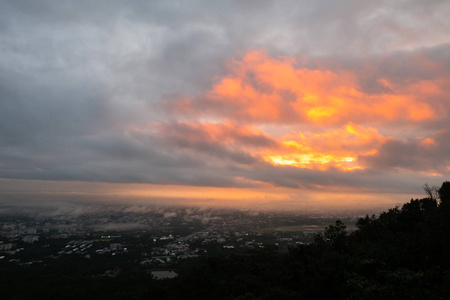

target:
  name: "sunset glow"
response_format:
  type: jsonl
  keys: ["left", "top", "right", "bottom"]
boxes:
{"left": 1, "top": 1, "right": 450, "bottom": 211}
{"left": 171, "top": 51, "right": 441, "bottom": 125}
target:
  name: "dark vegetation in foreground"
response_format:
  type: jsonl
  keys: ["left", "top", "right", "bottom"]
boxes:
{"left": 2, "top": 182, "right": 450, "bottom": 299}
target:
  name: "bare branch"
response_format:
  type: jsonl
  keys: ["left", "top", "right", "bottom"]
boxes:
{"left": 423, "top": 183, "right": 439, "bottom": 201}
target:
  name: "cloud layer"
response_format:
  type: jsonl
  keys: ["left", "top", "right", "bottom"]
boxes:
{"left": 1, "top": 1, "right": 450, "bottom": 209}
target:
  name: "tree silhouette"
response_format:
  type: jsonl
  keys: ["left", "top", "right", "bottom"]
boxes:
{"left": 438, "top": 181, "right": 450, "bottom": 206}
{"left": 423, "top": 183, "right": 439, "bottom": 201}
{"left": 323, "top": 220, "right": 347, "bottom": 250}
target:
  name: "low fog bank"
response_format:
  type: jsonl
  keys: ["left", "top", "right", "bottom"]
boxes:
{"left": 0, "top": 193, "right": 390, "bottom": 219}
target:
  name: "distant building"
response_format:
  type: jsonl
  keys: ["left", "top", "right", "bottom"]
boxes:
{"left": 0, "top": 243, "right": 13, "bottom": 250}
{"left": 151, "top": 270, "right": 178, "bottom": 279}
{"left": 26, "top": 228, "right": 37, "bottom": 234}
{"left": 110, "top": 243, "right": 121, "bottom": 251}
{"left": 23, "top": 236, "right": 39, "bottom": 243}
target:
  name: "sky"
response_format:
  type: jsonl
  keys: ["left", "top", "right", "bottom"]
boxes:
{"left": 1, "top": 0, "right": 450, "bottom": 212}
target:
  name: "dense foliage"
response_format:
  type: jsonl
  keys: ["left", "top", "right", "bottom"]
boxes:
{"left": 2, "top": 181, "right": 450, "bottom": 299}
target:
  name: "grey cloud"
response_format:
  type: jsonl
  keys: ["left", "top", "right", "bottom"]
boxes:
{"left": 233, "top": 163, "right": 439, "bottom": 195}
{"left": 147, "top": 121, "right": 278, "bottom": 166}
{"left": 1, "top": 0, "right": 450, "bottom": 196}
{"left": 361, "top": 130, "right": 450, "bottom": 172}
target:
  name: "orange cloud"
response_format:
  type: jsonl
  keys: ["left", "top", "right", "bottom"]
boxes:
{"left": 155, "top": 50, "right": 450, "bottom": 177}
{"left": 262, "top": 123, "right": 387, "bottom": 171}
{"left": 137, "top": 119, "right": 390, "bottom": 172}
{"left": 168, "top": 50, "right": 442, "bottom": 125}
